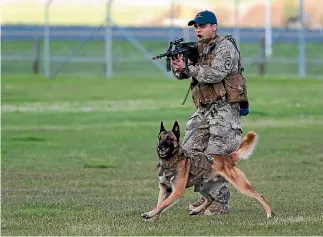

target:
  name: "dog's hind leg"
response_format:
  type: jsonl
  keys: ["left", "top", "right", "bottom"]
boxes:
{"left": 189, "top": 192, "right": 213, "bottom": 215}
{"left": 218, "top": 166, "right": 273, "bottom": 218}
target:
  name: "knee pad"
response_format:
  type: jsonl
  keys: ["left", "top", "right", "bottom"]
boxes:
{"left": 200, "top": 180, "right": 230, "bottom": 203}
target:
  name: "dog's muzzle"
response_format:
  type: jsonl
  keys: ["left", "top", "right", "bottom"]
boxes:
{"left": 157, "top": 147, "right": 170, "bottom": 158}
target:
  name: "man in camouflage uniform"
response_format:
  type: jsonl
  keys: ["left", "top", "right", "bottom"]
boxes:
{"left": 171, "top": 10, "right": 247, "bottom": 215}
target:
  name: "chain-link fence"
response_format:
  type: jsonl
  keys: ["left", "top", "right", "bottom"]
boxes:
{"left": 1, "top": 0, "right": 323, "bottom": 78}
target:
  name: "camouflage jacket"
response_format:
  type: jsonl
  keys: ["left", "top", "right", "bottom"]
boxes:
{"left": 173, "top": 36, "right": 240, "bottom": 84}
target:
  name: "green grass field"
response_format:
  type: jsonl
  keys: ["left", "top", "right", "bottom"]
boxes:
{"left": 1, "top": 74, "right": 323, "bottom": 235}
{"left": 2, "top": 40, "right": 323, "bottom": 77}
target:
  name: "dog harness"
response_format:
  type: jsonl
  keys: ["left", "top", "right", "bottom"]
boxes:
{"left": 157, "top": 147, "right": 213, "bottom": 189}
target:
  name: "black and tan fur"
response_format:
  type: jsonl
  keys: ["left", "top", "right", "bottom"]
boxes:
{"left": 141, "top": 121, "right": 273, "bottom": 220}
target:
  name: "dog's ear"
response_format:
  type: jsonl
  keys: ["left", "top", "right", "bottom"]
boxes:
{"left": 159, "top": 121, "right": 166, "bottom": 134}
{"left": 172, "top": 121, "right": 180, "bottom": 140}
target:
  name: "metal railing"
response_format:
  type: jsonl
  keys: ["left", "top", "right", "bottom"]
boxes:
{"left": 1, "top": 0, "right": 323, "bottom": 79}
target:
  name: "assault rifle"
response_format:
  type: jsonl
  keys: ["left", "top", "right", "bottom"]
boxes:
{"left": 152, "top": 38, "right": 198, "bottom": 75}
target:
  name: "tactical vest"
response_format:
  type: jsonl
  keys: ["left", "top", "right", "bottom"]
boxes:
{"left": 191, "top": 35, "right": 249, "bottom": 111}
{"left": 157, "top": 149, "right": 213, "bottom": 189}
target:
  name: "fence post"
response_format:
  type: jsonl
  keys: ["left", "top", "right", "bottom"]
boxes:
{"left": 298, "top": 0, "right": 306, "bottom": 78}
{"left": 105, "top": 0, "right": 113, "bottom": 79}
{"left": 265, "top": 0, "right": 272, "bottom": 57}
{"left": 259, "top": 36, "right": 266, "bottom": 76}
{"left": 233, "top": 0, "right": 240, "bottom": 46}
{"left": 33, "top": 37, "right": 40, "bottom": 74}
{"left": 44, "top": 0, "right": 54, "bottom": 79}
{"left": 169, "top": 0, "right": 176, "bottom": 42}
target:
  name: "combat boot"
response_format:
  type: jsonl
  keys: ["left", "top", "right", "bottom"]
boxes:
{"left": 188, "top": 196, "right": 206, "bottom": 211}
{"left": 203, "top": 201, "right": 230, "bottom": 215}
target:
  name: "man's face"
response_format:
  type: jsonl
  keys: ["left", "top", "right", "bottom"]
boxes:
{"left": 193, "top": 23, "right": 217, "bottom": 41}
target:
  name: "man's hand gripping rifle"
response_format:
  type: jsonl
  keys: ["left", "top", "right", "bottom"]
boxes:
{"left": 152, "top": 38, "right": 198, "bottom": 75}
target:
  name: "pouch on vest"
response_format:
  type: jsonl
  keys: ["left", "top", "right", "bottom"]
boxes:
{"left": 223, "top": 35, "right": 250, "bottom": 116}
{"left": 223, "top": 73, "right": 249, "bottom": 115}
{"left": 191, "top": 83, "right": 226, "bottom": 108}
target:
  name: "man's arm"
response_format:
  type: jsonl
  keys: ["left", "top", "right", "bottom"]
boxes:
{"left": 171, "top": 56, "right": 194, "bottom": 80}
{"left": 187, "top": 40, "right": 239, "bottom": 84}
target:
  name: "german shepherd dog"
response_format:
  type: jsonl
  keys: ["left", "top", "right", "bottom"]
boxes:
{"left": 141, "top": 121, "right": 273, "bottom": 220}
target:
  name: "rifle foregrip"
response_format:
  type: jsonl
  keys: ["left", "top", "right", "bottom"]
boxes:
{"left": 185, "top": 57, "right": 189, "bottom": 75}
{"left": 166, "top": 58, "right": 171, "bottom": 72}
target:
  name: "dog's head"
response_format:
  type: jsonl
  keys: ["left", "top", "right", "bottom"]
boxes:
{"left": 157, "top": 121, "right": 180, "bottom": 159}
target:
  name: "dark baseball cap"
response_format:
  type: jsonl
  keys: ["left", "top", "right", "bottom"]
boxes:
{"left": 188, "top": 10, "right": 218, "bottom": 26}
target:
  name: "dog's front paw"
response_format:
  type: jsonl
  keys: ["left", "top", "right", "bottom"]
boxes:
{"left": 267, "top": 211, "right": 275, "bottom": 219}
{"left": 189, "top": 210, "right": 201, "bottom": 215}
{"left": 141, "top": 212, "right": 153, "bottom": 220}
{"left": 141, "top": 213, "right": 159, "bottom": 222}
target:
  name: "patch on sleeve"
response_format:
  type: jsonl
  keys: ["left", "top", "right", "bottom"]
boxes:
{"left": 221, "top": 51, "right": 231, "bottom": 58}
{"left": 224, "top": 59, "right": 232, "bottom": 70}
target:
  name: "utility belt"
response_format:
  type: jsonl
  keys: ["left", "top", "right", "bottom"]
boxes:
{"left": 191, "top": 73, "right": 248, "bottom": 110}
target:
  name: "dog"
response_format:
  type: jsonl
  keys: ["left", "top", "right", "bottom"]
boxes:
{"left": 141, "top": 121, "right": 273, "bottom": 220}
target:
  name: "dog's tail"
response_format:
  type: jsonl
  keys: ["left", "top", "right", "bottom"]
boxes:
{"left": 231, "top": 131, "right": 258, "bottom": 162}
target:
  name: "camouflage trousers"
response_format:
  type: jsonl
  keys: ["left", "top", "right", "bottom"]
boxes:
{"left": 182, "top": 101, "right": 242, "bottom": 205}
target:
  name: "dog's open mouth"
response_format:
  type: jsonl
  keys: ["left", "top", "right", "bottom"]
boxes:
{"left": 158, "top": 148, "right": 170, "bottom": 158}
